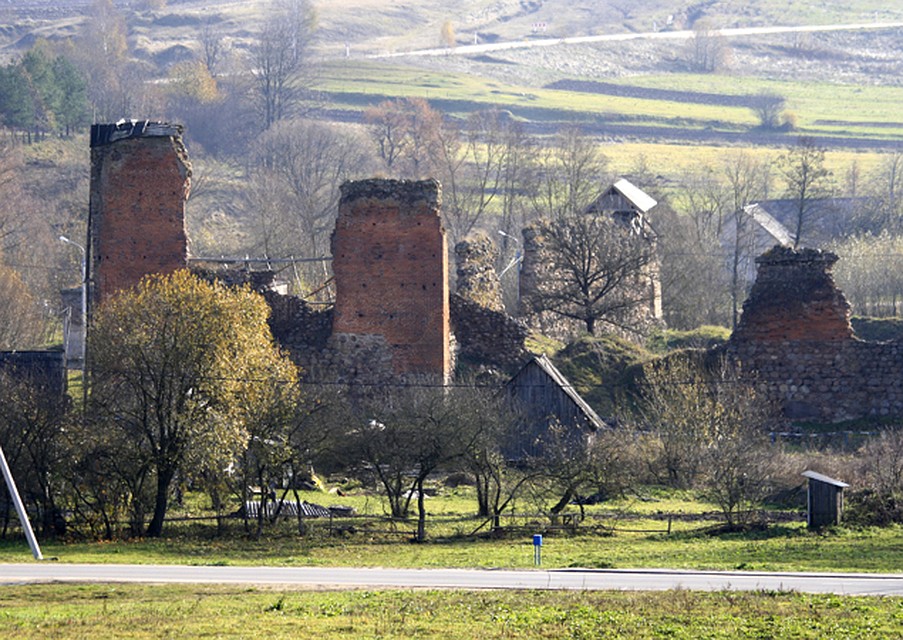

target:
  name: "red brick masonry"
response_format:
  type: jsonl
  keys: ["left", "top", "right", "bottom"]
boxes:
{"left": 331, "top": 179, "right": 450, "bottom": 380}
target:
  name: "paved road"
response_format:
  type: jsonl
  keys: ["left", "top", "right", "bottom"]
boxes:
{"left": 369, "top": 21, "right": 903, "bottom": 59}
{"left": 2, "top": 564, "right": 903, "bottom": 595}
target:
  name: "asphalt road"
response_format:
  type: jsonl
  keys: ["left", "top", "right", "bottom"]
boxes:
{"left": 370, "top": 21, "right": 903, "bottom": 59}
{"left": 2, "top": 564, "right": 903, "bottom": 595}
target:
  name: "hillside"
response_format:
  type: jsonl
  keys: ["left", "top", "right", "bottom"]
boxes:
{"left": 3, "top": 0, "right": 903, "bottom": 71}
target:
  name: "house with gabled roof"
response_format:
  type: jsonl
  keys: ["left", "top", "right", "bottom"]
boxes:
{"left": 722, "top": 196, "right": 873, "bottom": 289}
{"left": 585, "top": 177, "right": 658, "bottom": 237}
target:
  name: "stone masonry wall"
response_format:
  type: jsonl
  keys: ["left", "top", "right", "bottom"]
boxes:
{"left": 455, "top": 231, "right": 504, "bottom": 312}
{"left": 450, "top": 293, "right": 529, "bottom": 371}
{"left": 331, "top": 179, "right": 450, "bottom": 381}
{"left": 88, "top": 122, "right": 190, "bottom": 307}
{"left": 726, "top": 246, "right": 903, "bottom": 423}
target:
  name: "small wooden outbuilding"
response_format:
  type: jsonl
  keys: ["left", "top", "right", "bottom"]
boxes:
{"left": 802, "top": 470, "right": 849, "bottom": 528}
{"left": 505, "top": 354, "right": 606, "bottom": 459}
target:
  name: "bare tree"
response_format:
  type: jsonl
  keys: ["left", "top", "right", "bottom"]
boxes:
{"left": 436, "top": 110, "right": 513, "bottom": 246}
{"left": 252, "top": 0, "right": 318, "bottom": 128}
{"left": 340, "top": 387, "right": 477, "bottom": 541}
{"left": 634, "top": 356, "right": 779, "bottom": 525}
{"left": 830, "top": 232, "right": 903, "bottom": 317}
{"left": 779, "top": 137, "right": 834, "bottom": 248}
{"left": 701, "top": 365, "right": 780, "bottom": 527}
{"left": 200, "top": 16, "right": 226, "bottom": 78}
{"left": 654, "top": 204, "right": 731, "bottom": 329}
{"left": 686, "top": 20, "right": 731, "bottom": 72}
{"left": 529, "top": 125, "right": 610, "bottom": 220}
{"left": 523, "top": 213, "right": 655, "bottom": 336}
{"left": 722, "top": 152, "right": 772, "bottom": 327}
{"left": 456, "top": 388, "right": 535, "bottom": 527}
{"left": 751, "top": 92, "right": 787, "bottom": 130}
{"left": 246, "top": 119, "right": 375, "bottom": 270}
{"left": 0, "top": 265, "right": 47, "bottom": 349}
{"left": 73, "top": 0, "right": 157, "bottom": 121}
{"left": 0, "top": 372, "right": 67, "bottom": 537}
{"left": 867, "top": 151, "right": 903, "bottom": 233}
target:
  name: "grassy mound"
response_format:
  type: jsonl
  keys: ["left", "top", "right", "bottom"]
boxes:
{"left": 551, "top": 334, "right": 652, "bottom": 419}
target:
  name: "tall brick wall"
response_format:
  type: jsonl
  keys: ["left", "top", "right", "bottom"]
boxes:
{"left": 88, "top": 121, "right": 191, "bottom": 307}
{"left": 331, "top": 178, "right": 450, "bottom": 381}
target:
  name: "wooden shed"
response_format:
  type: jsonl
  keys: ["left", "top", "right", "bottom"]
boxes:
{"left": 505, "top": 354, "right": 606, "bottom": 458}
{"left": 802, "top": 470, "right": 849, "bottom": 528}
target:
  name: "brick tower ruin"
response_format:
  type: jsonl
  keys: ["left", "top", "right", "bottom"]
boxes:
{"left": 87, "top": 121, "right": 191, "bottom": 309}
{"left": 330, "top": 179, "right": 450, "bottom": 382}
{"left": 731, "top": 246, "right": 853, "bottom": 343}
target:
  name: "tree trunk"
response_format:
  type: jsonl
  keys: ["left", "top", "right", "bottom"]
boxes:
{"left": 146, "top": 467, "right": 175, "bottom": 538}
{"left": 416, "top": 477, "right": 426, "bottom": 542}
{"left": 550, "top": 487, "right": 573, "bottom": 515}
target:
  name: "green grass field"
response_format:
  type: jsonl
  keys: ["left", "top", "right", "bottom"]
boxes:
{"left": 317, "top": 59, "right": 903, "bottom": 144}
{"left": 1, "top": 584, "right": 901, "bottom": 639}
{"left": 1, "top": 488, "right": 901, "bottom": 574}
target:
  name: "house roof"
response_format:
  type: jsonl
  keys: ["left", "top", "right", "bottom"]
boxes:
{"left": 609, "top": 178, "right": 658, "bottom": 213}
{"left": 802, "top": 470, "right": 849, "bottom": 488}
{"left": 585, "top": 178, "right": 658, "bottom": 217}
{"left": 743, "top": 203, "right": 794, "bottom": 247}
{"left": 741, "top": 197, "right": 871, "bottom": 248}
{"left": 508, "top": 354, "right": 607, "bottom": 431}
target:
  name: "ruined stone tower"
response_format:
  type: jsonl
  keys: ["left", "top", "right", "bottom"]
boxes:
{"left": 88, "top": 121, "right": 191, "bottom": 309}
{"left": 731, "top": 246, "right": 853, "bottom": 343}
{"left": 330, "top": 179, "right": 450, "bottom": 381}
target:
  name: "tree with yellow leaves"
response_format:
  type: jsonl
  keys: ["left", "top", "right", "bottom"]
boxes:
{"left": 87, "top": 270, "right": 298, "bottom": 537}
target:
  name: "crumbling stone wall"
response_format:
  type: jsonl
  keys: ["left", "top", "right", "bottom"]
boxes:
{"left": 83, "top": 123, "right": 533, "bottom": 386}
{"left": 455, "top": 232, "right": 504, "bottom": 312}
{"left": 731, "top": 246, "right": 853, "bottom": 343}
{"left": 450, "top": 294, "right": 529, "bottom": 371}
{"left": 88, "top": 121, "right": 190, "bottom": 307}
{"left": 331, "top": 178, "right": 450, "bottom": 381}
{"left": 725, "top": 246, "right": 903, "bottom": 422}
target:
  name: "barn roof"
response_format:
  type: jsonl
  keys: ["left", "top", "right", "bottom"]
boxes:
{"left": 508, "top": 354, "right": 607, "bottom": 431}
{"left": 802, "top": 470, "right": 849, "bottom": 488}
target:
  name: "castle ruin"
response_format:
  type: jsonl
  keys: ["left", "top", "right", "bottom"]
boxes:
{"left": 87, "top": 121, "right": 191, "bottom": 309}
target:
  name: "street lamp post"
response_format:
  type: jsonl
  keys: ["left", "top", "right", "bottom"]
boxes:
{"left": 497, "top": 229, "right": 523, "bottom": 308}
{"left": 59, "top": 235, "right": 86, "bottom": 367}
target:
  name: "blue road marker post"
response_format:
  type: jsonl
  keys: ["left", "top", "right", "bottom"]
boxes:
{"left": 533, "top": 534, "right": 543, "bottom": 566}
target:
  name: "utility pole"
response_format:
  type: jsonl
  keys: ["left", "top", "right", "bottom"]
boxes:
{"left": 0, "top": 443, "right": 43, "bottom": 560}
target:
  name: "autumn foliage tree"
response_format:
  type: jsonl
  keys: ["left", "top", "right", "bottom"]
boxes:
{"left": 364, "top": 97, "right": 444, "bottom": 178}
{"left": 87, "top": 270, "right": 299, "bottom": 537}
